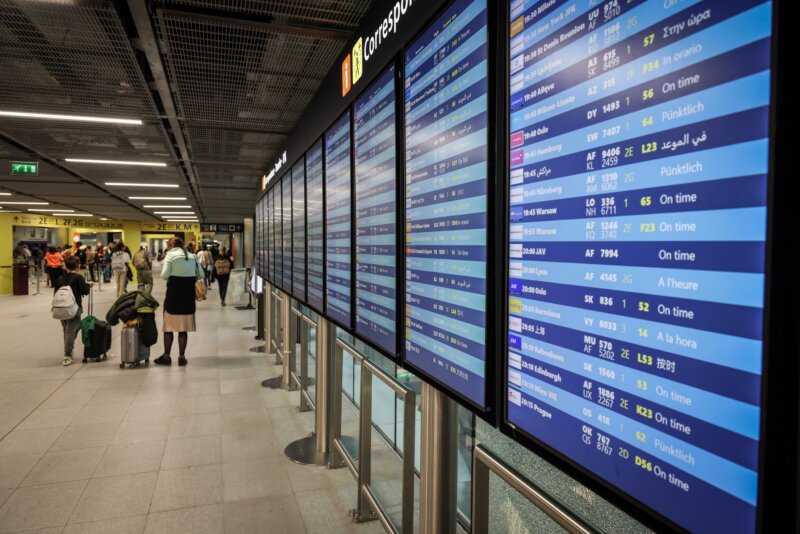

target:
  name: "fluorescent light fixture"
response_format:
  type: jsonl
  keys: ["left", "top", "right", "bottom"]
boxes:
{"left": 0, "top": 193, "right": 11, "bottom": 196}
{"left": 99, "top": 218, "right": 109, "bottom": 221}
{"left": 0, "top": 110, "right": 142, "bottom": 125}
{"left": 166, "top": 220, "right": 198, "bottom": 223}
{"left": 154, "top": 211, "right": 195, "bottom": 215}
{"left": 142, "top": 205, "right": 192, "bottom": 208}
{"left": 28, "top": 208, "right": 74, "bottom": 213}
{"left": 105, "top": 182, "right": 179, "bottom": 188}
{"left": 0, "top": 201, "right": 49, "bottom": 205}
{"left": 129, "top": 196, "right": 186, "bottom": 200}
{"left": 66, "top": 159, "right": 166, "bottom": 167}
{"left": 0, "top": 210, "right": 21, "bottom": 213}
{"left": 162, "top": 216, "right": 197, "bottom": 219}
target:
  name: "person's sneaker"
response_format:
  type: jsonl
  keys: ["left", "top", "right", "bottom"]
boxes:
{"left": 154, "top": 354, "right": 172, "bottom": 366}
{"left": 62, "top": 356, "right": 73, "bottom": 366}
{"left": 178, "top": 355, "right": 188, "bottom": 366}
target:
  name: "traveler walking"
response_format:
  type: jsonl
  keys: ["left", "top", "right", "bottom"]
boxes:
{"left": 214, "top": 248, "right": 232, "bottom": 307}
{"left": 85, "top": 245, "right": 96, "bottom": 282}
{"left": 12, "top": 242, "right": 26, "bottom": 264}
{"left": 132, "top": 243, "right": 154, "bottom": 291}
{"left": 155, "top": 237, "right": 203, "bottom": 366}
{"left": 45, "top": 246, "right": 64, "bottom": 287}
{"left": 52, "top": 256, "right": 92, "bottom": 366}
{"left": 111, "top": 242, "right": 131, "bottom": 298}
{"left": 197, "top": 246, "right": 213, "bottom": 288}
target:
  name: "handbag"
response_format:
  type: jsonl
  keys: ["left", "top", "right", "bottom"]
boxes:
{"left": 195, "top": 280, "right": 207, "bottom": 301}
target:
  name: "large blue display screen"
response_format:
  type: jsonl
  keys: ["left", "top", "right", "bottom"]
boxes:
{"left": 281, "top": 174, "right": 292, "bottom": 292}
{"left": 292, "top": 159, "right": 306, "bottom": 301}
{"left": 404, "top": 0, "right": 489, "bottom": 408}
{"left": 325, "top": 112, "right": 353, "bottom": 327}
{"left": 354, "top": 66, "right": 398, "bottom": 355}
{"left": 505, "top": 0, "right": 772, "bottom": 531}
{"left": 306, "top": 140, "right": 325, "bottom": 312}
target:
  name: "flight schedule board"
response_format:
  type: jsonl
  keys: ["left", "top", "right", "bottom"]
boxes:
{"left": 292, "top": 160, "right": 306, "bottom": 301}
{"left": 505, "top": 0, "right": 773, "bottom": 531}
{"left": 281, "top": 174, "right": 292, "bottom": 293}
{"left": 404, "top": 0, "right": 489, "bottom": 408}
{"left": 354, "top": 66, "right": 398, "bottom": 355}
{"left": 269, "top": 188, "right": 277, "bottom": 283}
{"left": 306, "top": 140, "right": 325, "bottom": 312}
{"left": 325, "top": 112, "right": 353, "bottom": 327}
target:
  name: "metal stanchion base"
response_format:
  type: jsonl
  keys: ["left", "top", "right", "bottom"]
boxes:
{"left": 260, "top": 376, "right": 283, "bottom": 389}
{"left": 236, "top": 304, "right": 256, "bottom": 310}
{"left": 242, "top": 326, "right": 256, "bottom": 331}
{"left": 255, "top": 334, "right": 264, "bottom": 341}
{"left": 249, "top": 346, "right": 267, "bottom": 353}
{"left": 284, "top": 434, "right": 329, "bottom": 465}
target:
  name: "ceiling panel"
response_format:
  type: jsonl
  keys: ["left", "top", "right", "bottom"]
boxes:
{"left": 0, "top": 0, "right": 374, "bottom": 221}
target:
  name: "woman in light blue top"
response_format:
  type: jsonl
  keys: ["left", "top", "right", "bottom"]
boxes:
{"left": 156, "top": 237, "right": 203, "bottom": 366}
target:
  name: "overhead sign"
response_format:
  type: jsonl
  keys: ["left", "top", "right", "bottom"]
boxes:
{"left": 342, "top": 0, "right": 416, "bottom": 96}
{"left": 200, "top": 223, "right": 244, "bottom": 233}
{"left": 4, "top": 213, "right": 120, "bottom": 229}
{"left": 262, "top": 151, "right": 288, "bottom": 190}
{"left": 10, "top": 161, "right": 38, "bottom": 175}
{"left": 140, "top": 222, "right": 199, "bottom": 232}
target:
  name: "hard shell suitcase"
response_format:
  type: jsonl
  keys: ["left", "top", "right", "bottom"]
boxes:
{"left": 120, "top": 324, "right": 149, "bottom": 369}
{"left": 82, "top": 286, "right": 111, "bottom": 363}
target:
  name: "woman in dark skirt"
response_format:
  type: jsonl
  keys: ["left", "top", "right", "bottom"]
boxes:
{"left": 155, "top": 237, "right": 203, "bottom": 366}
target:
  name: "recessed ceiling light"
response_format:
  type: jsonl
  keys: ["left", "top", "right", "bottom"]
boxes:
{"left": 129, "top": 196, "right": 186, "bottom": 200}
{"left": 0, "top": 110, "right": 142, "bottom": 125}
{"left": 142, "top": 205, "right": 192, "bottom": 208}
{"left": 0, "top": 201, "right": 49, "bottom": 205}
{"left": 106, "top": 182, "right": 179, "bottom": 188}
{"left": 154, "top": 211, "right": 195, "bottom": 215}
{"left": 66, "top": 159, "right": 166, "bottom": 167}
{"left": 28, "top": 208, "right": 74, "bottom": 213}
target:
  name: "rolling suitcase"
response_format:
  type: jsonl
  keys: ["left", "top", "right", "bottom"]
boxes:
{"left": 82, "top": 286, "right": 111, "bottom": 363}
{"left": 120, "top": 324, "right": 149, "bottom": 369}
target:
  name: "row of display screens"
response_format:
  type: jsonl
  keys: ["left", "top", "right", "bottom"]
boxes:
{"left": 256, "top": 0, "right": 773, "bottom": 532}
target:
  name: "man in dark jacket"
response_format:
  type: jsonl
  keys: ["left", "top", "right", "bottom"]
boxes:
{"left": 54, "top": 256, "right": 92, "bottom": 366}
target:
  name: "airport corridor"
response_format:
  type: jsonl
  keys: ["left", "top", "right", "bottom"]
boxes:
{"left": 0, "top": 275, "right": 380, "bottom": 534}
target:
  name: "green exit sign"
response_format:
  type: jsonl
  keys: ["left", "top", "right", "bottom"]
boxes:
{"left": 10, "top": 162, "right": 38, "bottom": 176}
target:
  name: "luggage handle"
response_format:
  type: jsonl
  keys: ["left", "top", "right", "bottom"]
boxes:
{"left": 88, "top": 282, "right": 93, "bottom": 315}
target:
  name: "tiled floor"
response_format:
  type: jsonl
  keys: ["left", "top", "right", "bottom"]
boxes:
{"left": 0, "top": 274, "right": 383, "bottom": 533}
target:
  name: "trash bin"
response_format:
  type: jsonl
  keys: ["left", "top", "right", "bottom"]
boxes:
{"left": 13, "top": 264, "right": 29, "bottom": 295}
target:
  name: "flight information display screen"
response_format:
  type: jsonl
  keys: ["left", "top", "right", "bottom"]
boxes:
{"left": 307, "top": 140, "right": 325, "bottom": 312}
{"left": 404, "top": 0, "right": 489, "bottom": 408}
{"left": 269, "top": 188, "right": 276, "bottom": 283}
{"left": 505, "top": 0, "right": 772, "bottom": 531}
{"left": 292, "top": 160, "right": 306, "bottom": 301}
{"left": 354, "top": 66, "right": 398, "bottom": 355}
{"left": 325, "top": 112, "right": 353, "bottom": 327}
{"left": 273, "top": 186, "right": 281, "bottom": 286}
{"left": 281, "top": 174, "right": 292, "bottom": 292}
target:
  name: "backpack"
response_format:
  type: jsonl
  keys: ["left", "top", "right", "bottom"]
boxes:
{"left": 214, "top": 258, "right": 231, "bottom": 276}
{"left": 133, "top": 249, "right": 149, "bottom": 270}
{"left": 111, "top": 251, "right": 128, "bottom": 271}
{"left": 52, "top": 285, "right": 79, "bottom": 320}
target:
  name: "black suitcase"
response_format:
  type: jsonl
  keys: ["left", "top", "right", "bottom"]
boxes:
{"left": 82, "top": 286, "right": 112, "bottom": 362}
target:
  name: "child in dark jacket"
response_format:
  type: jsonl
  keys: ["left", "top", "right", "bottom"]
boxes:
{"left": 53, "top": 257, "right": 92, "bottom": 365}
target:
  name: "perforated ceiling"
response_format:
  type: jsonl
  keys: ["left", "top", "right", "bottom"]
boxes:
{"left": 0, "top": 0, "right": 373, "bottom": 223}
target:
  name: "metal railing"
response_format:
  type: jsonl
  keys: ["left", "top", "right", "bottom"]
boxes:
{"left": 290, "top": 306, "right": 317, "bottom": 412}
{"left": 471, "top": 445, "right": 594, "bottom": 534}
{"left": 269, "top": 289, "right": 284, "bottom": 366}
{"left": 331, "top": 338, "right": 417, "bottom": 534}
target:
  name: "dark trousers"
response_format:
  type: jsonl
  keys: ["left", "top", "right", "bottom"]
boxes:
{"left": 47, "top": 267, "right": 63, "bottom": 287}
{"left": 217, "top": 275, "right": 230, "bottom": 302}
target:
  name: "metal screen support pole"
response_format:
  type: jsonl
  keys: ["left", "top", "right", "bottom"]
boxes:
{"left": 353, "top": 363, "right": 377, "bottom": 523}
{"left": 263, "top": 284, "right": 272, "bottom": 353}
{"left": 298, "top": 320, "right": 311, "bottom": 411}
{"left": 283, "top": 301, "right": 297, "bottom": 391}
{"left": 419, "top": 382, "right": 458, "bottom": 534}
{"left": 330, "top": 338, "right": 346, "bottom": 470}
{"left": 314, "top": 316, "right": 332, "bottom": 464}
